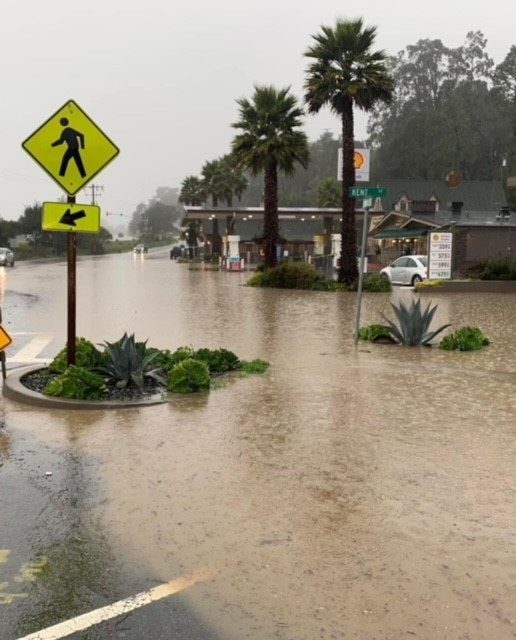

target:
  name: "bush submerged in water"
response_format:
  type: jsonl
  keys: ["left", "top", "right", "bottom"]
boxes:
{"left": 167, "top": 358, "right": 211, "bottom": 393}
{"left": 439, "top": 326, "right": 490, "bottom": 351}
{"left": 247, "top": 262, "right": 392, "bottom": 292}
{"left": 247, "top": 262, "right": 324, "bottom": 289}
{"left": 37, "top": 337, "right": 270, "bottom": 399}
{"left": 44, "top": 366, "right": 108, "bottom": 400}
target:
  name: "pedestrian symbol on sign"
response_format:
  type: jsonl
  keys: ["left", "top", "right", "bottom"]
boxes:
{"left": 51, "top": 117, "right": 86, "bottom": 178}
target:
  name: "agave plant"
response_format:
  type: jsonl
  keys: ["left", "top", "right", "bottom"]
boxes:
{"left": 380, "top": 299, "right": 450, "bottom": 346}
{"left": 96, "top": 333, "right": 165, "bottom": 388}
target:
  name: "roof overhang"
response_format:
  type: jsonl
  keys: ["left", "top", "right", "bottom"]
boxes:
{"left": 183, "top": 206, "right": 354, "bottom": 220}
{"left": 371, "top": 229, "right": 430, "bottom": 239}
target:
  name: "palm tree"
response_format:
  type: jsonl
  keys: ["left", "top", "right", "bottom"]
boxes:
{"left": 231, "top": 85, "right": 309, "bottom": 268}
{"left": 179, "top": 176, "right": 204, "bottom": 206}
{"left": 201, "top": 159, "right": 228, "bottom": 255}
{"left": 219, "top": 155, "right": 248, "bottom": 207}
{"left": 304, "top": 18, "right": 394, "bottom": 284}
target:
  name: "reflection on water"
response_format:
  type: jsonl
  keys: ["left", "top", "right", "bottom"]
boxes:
{"left": 3, "top": 255, "right": 516, "bottom": 639}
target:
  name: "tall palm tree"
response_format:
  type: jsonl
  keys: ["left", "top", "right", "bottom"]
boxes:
{"left": 231, "top": 85, "right": 309, "bottom": 268}
{"left": 201, "top": 158, "right": 228, "bottom": 255}
{"left": 179, "top": 176, "right": 205, "bottom": 206}
{"left": 219, "top": 155, "right": 249, "bottom": 207}
{"left": 304, "top": 18, "right": 394, "bottom": 284}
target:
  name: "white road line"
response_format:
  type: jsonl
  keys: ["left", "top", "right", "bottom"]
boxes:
{"left": 7, "top": 336, "right": 54, "bottom": 363}
{"left": 16, "top": 568, "right": 212, "bottom": 640}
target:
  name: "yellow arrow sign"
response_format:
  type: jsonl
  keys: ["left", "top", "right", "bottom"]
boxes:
{"left": 0, "top": 326, "right": 12, "bottom": 351}
{"left": 42, "top": 202, "right": 101, "bottom": 233}
{"left": 22, "top": 100, "right": 120, "bottom": 196}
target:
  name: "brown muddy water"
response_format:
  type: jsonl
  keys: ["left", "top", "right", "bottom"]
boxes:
{"left": 2, "top": 253, "right": 516, "bottom": 639}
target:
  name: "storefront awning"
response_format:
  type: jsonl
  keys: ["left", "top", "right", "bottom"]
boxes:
{"left": 371, "top": 228, "right": 429, "bottom": 239}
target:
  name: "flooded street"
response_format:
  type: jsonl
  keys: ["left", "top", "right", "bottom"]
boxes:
{"left": 1, "top": 249, "right": 516, "bottom": 639}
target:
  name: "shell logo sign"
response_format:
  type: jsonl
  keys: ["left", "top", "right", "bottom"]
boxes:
{"left": 337, "top": 148, "right": 370, "bottom": 181}
{"left": 354, "top": 151, "right": 365, "bottom": 169}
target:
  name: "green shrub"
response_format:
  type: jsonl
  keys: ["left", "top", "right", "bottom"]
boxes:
{"left": 467, "top": 260, "right": 516, "bottom": 281}
{"left": 247, "top": 262, "right": 322, "bottom": 289}
{"left": 44, "top": 366, "right": 108, "bottom": 400}
{"left": 381, "top": 299, "right": 451, "bottom": 346}
{"left": 240, "top": 359, "right": 270, "bottom": 375}
{"left": 95, "top": 333, "right": 164, "bottom": 388}
{"left": 49, "top": 337, "right": 103, "bottom": 373}
{"left": 439, "top": 326, "right": 490, "bottom": 351}
{"left": 145, "top": 347, "right": 194, "bottom": 371}
{"left": 167, "top": 358, "right": 211, "bottom": 393}
{"left": 362, "top": 273, "right": 392, "bottom": 292}
{"left": 358, "top": 324, "right": 392, "bottom": 342}
{"left": 194, "top": 348, "right": 241, "bottom": 373}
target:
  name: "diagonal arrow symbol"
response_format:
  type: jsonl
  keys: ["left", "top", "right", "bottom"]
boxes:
{"left": 59, "top": 208, "right": 87, "bottom": 227}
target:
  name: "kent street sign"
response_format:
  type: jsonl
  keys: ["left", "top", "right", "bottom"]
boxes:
{"left": 349, "top": 187, "right": 388, "bottom": 199}
{"left": 42, "top": 202, "right": 101, "bottom": 233}
{"left": 22, "top": 100, "right": 120, "bottom": 196}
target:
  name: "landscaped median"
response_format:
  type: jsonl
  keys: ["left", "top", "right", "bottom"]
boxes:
{"left": 2, "top": 335, "right": 269, "bottom": 409}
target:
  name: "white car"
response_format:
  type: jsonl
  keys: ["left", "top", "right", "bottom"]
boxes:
{"left": 0, "top": 247, "right": 14, "bottom": 267}
{"left": 380, "top": 255, "right": 427, "bottom": 285}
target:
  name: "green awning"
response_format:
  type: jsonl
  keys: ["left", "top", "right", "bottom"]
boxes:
{"left": 371, "top": 228, "right": 429, "bottom": 239}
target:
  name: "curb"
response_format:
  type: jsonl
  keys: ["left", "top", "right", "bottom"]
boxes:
{"left": 2, "top": 366, "right": 167, "bottom": 410}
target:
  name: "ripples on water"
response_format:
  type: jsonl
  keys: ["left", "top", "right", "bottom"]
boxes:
{"left": 4, "top": 255, "right": 516, "bottom": 639}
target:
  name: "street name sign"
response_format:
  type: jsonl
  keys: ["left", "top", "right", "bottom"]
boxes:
{"left": 42, "top": 202, "right": 101, "bottom": 233}
{"left": 22, "top": 100, "right": 120, "bottom": 196}
{"left": 349, "top": 187, "right": 388, "bottom": 198}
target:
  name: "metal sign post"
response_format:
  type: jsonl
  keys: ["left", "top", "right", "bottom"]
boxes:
{"left": 349, "top": 186, "right": 388, "bottom": 345}
{"left": 354, "top": 206, "right": 369, "bottom": 345}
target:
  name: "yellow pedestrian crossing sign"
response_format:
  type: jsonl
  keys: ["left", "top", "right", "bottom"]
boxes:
{"left": 42, "top": 202, "right": 101, "bottom": 233}
{"left": 22, "top": 100, "right": 120, "bottom": 196}
{"left": 0, "top": 325, "right": 12, "bottom": 351}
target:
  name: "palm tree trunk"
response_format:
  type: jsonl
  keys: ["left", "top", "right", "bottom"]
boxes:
{"left": 338, "top": 101, "right": 359, "bottom": 285}
{"left": 263, "top": 161, "right": 279, "bottom": 268}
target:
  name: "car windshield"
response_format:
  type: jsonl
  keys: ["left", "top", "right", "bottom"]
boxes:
{"left": 418, "top": 256, "right": 428, "bottom": 266}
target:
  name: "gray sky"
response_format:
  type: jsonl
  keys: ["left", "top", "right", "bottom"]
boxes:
{"left": 1, "top": 0, "right": 514, "bottom": 222}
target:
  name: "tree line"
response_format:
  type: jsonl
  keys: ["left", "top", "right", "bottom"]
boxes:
{"left": 0, "top": 187, "right": 183, "bottom": 258}
{"left": 178, "top": 20, "right": 516, "bottom": 284}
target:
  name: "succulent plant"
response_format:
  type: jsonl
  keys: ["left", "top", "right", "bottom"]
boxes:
{"left": 44, "top": 366, "right": 108, "bottom": 400}
{"left": 167, "top": 358, "right": 211, "bottom": 393}
{"left": 96, "top": 333, "right": 165, "bottom": 388}
{"left": 381, "top": 299, "right": 450, "bottom": 346}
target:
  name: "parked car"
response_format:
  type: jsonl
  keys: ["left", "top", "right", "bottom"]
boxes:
{"left": 133, "top": 244, "right": 148, "bottom": 254}
{"left": 380, "top": 255, "right": 427, "bottom": 285}
{"left": 0, "top": 247, "right": 14, "bottom": 267}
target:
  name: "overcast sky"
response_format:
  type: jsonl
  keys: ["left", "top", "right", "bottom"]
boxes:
{"left": 1, "top": 0, "right": 514, "bottom": 222}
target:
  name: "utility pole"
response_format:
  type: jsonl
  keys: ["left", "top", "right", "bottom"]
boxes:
{"left": 84, "top": 184, "right": 103, "bottom": 256}
{"left": 84, "top": 184, "right": 104, "bottom": 205}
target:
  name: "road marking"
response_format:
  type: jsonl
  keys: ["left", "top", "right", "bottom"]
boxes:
{"left": 16, "top": 568, "right": 212, "bottom": 640}
{"left": 7, "top": 335, "right": 54, "bottom": 363}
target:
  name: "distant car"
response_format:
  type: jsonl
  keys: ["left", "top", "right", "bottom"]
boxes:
{"left": 133, "top": 244, "right": 148, "bottom": 254}
{"left": 0, "top": 247, "right": 14, "bottom": 267}
{"left": 380, "top": 255, "right": 428, "bottom": 285}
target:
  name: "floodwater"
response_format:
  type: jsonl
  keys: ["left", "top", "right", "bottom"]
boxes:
{"left": 1, "top": 249, "right": 516, "bottom": 639}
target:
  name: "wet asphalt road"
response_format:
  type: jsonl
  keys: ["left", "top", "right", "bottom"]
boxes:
{"left": 0, "top": 424, "right": 223, "bottom": 640}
